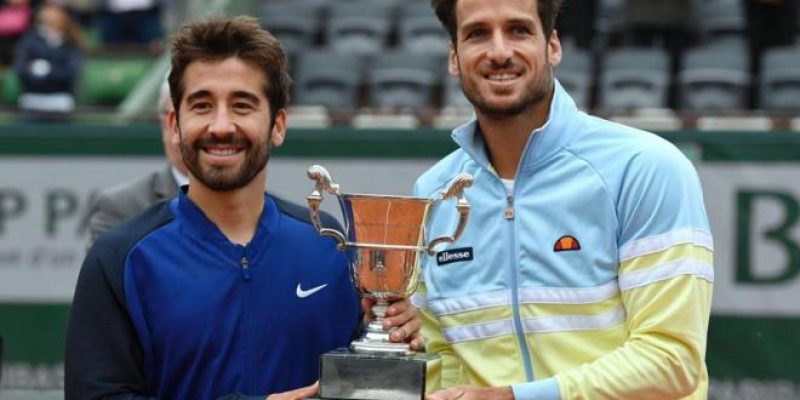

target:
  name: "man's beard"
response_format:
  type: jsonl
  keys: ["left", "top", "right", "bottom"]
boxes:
{"left": 460, "top": 56, "right": 554, "bottom": 120}
{"left": 180, "top": 131, "right": 271, "bottom": 191}
{"left": 463, "top": 73, "right": 553, "bottom": 120}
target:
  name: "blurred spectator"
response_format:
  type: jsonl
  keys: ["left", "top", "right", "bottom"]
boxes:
{"left": 94, "top": 0, "right": 164, "bottom": 51}
{"left": 13, "top": 2, "right": 83, "bottom": 121}
{"left": 87, "top": 79, "right": 186, "bottom": 243}
{"left": 0, "top": 0, "right": 33, "bottom": 66}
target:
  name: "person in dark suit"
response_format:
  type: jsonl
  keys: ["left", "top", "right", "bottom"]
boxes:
{"left": 87, "top": 80, "right": 188, "bottom": 243}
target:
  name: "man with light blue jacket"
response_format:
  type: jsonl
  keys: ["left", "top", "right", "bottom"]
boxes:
{"left": 413, "top": 0, "right": 714, "bottom": 399}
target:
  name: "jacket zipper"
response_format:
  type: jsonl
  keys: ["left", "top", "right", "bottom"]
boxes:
{"left": 504, "top": 195, "right": 515, "bottom": 220}
{"left": 239, "top": 245, "right": 253, "bottom": 392}
{"left": 240, "top": 250, "right": 251, "bottom": 281}
{"left": 506, "top": 190, "right": 534, "bottom": 382}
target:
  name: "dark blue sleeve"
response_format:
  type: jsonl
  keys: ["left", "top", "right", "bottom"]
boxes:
{"left": 64, "top": 238, "right": 156, "bottom": 400}
{"left": 65, "top": 203, "right": 276, "bottom": 400}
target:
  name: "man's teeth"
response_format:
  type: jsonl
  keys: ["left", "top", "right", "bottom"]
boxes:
{"left": 488, "top": 73, "right": 518, "bottom": 81}
{"left": 206, "top": 148, "right": 238, "bottom": 156}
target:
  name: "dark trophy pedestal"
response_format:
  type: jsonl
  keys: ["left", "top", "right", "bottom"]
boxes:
{"left": 312, "top": 349, "right": 440, "bottom": 400}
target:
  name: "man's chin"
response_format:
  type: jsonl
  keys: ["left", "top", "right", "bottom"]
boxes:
{"left": 476, "top": 102, "right": 530, "bottom": 119}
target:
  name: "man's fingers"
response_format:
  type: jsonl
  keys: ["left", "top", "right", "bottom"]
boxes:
{"left": 409, "top": 333, "right": 425, "bottom": 351}
{"left": 266, "top": 381, "right": 319, "bottom": 400}
{"left": 384, "top": 298, "right": 408, "bottom": 316}
{"left": 389, "top": 315, "right": 420, "bottom": 342}
{"left": 383, "top": 300, "right": 416, "bottom": 329}
{"left": 425, "top": 387, "right": 466, "bottom": 400}
{"left": 296, "top": 381, "right": 320, "bottom": 398}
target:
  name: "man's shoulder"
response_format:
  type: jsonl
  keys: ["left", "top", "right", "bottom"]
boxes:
{"left": 89, "top": 200, "right": 176, "bottom": 264}
{"left": 270, "top": 193, "right": 343, "bottom": 233}
{"left": 573, "top": 115, "right": 692, "bottom": 171}
{"left": 414, "top": 149, "right": 472, "bottom": 197}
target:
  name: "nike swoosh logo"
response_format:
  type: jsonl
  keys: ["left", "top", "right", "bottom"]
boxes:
{"left": 296, "top": 283, "right": 328, "bottom": 298}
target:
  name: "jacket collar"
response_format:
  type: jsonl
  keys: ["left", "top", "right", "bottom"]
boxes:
{"left": 174, "top": 188, "right": 276, "bottom": 250}
{"left": 451, "top": 80, "right": 581, "bottom": 177}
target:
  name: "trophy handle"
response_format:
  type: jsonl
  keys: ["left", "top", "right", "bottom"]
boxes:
{"left": 307, "top": 165, "right": 347, "bottom": 247}
{"left": 426, "top": 173, "right": 473, "bottom": 255}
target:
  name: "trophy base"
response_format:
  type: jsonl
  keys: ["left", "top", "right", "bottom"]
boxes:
{"left": 316, "top": 348, "right": 441, "bottom": 400}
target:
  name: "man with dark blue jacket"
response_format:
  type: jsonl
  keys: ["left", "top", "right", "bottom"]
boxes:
{"left": 65, "top": 16, "right": 421, "bottom": 400}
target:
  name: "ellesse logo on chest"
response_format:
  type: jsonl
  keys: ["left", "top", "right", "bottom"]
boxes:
{"left": 436, "top": 247, "right": 474, "bottom": 266}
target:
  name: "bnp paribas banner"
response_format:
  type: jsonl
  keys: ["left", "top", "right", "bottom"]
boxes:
{"left": 701, "top": 164, "right": 800, "bottom": 400}
{"left": 2, "top": 157, "right": 800, "bottom": 399}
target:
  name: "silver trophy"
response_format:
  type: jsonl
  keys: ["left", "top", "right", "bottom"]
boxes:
{"left": 307, "top": 165, "right": 473, "bottom": 400}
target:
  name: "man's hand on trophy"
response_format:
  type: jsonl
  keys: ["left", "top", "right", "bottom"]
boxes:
{"left": 265, "top": 381, "right": 319, "bottom": 400}
{"left": 361, "top": 297, "right": 424, "bottom": 350}
{"left": 425, "top": 385, "right": 514, "bottom": 400}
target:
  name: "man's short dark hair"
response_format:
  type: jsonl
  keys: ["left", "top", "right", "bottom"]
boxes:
{"left": 431, "top": 0, "right": 562, "bottom": 44}
{"left": 168, "top": 16, "right": 292, "bottom": 121}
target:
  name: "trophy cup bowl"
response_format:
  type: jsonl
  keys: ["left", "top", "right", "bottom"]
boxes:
{"left": 307, "top": 165, "right": 473, "bottom": 400}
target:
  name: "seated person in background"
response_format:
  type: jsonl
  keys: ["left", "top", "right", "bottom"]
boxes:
{"left": 94, "top": 0, "right": 164, "bottom": 52}
{"left": 0, "top": 0, "right": 32, "bottom": 67}
{"left": 88, "top": 79, "right": 187, "bottom": 243}
{"left": 13, "top": 3, "right": 83, "bottom": 121}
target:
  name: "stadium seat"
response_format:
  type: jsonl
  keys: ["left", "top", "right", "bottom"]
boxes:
{"left": 78, "top": 56, "right": 154, "bottom": 106}
{"left": 366, "top": 50, "right": 441, "bottom": 110}
{"left": 598, "top": 47, "right": 670, "bottom": 113}
{"left": 293, "top": 50, "right": 364, "bottom": 111}
{"left": 325, "top": 1, "right": 394, "bottom": 56}
{"left": 397, "top": 3, "right": 449, "bottom": 56}
{"left": 695, "top": 0, "right": 746, "bottom": 42}
{"left": 442, "top": 73, "right": 470, "bottom": 109}
{"left": 556, "top": 43, "right": 592, "bottom": 110}
{"left": 678, "top": 44, "right": 750, "bottom": 114}
{"left": 595, "top": 0, "right": 625, "bottom": 47}
{"left": 760, "top": 46, "right": 800, "bottom": 113}
{"left": 259, "top": 0, "right": 324, "bottom": 55}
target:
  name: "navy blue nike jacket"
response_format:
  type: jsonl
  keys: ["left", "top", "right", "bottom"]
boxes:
{"left": 65, "top": 192, "right": 360, "bottom": 399}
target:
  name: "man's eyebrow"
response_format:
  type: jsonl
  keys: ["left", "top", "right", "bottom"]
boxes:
{"left": 461, "top": 17, "right": 536, "bottom": 32}
{"left": 185, "top": 90, "right": 211, "bottom": 104}
{"left": 506, "top": 17, "right": 536, "bottom": 25}
{"left": 460, "top": 20, "right": 485, "bottom": 33}
{"left": 232, "top": 91, "right": 261, "bottom": 104}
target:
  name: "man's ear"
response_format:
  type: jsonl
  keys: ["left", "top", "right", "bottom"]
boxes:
{"left": 548, "top": 29, "right": 562, "bottom": 68}
{"left": 448, "top": 44, "right": 460, "bottom": 77}
{"left": 168, "top": 109, "right": 180, "bottom": 145}
{"left": 270, "top": 108, "right": 288, "bottom": 148}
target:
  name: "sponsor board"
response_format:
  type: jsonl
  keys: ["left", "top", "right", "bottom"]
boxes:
{"left": 3, "top": 157, "right": 800, "bottom": 391}
{"left": 700, "top": 164, "right": 800, "bottom": 316}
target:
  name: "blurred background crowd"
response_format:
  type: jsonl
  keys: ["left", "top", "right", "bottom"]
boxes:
{"left": 0, "top": 0, "right": 798, "bottom": 127}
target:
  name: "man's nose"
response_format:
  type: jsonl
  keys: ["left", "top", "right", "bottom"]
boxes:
{"left": 487, "top": 31, "right": 513, "bottom": 64}
{"left": 208, "top": 107, "right": 235, "bottom": 135}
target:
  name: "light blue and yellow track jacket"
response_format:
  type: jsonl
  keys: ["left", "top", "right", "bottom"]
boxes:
{"left": 412, "top": 82, "right": 714, "bottom": 400}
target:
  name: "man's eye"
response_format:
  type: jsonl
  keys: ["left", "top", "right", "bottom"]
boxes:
{"left": 511, "top": 26, "right": 531, "bottom": 35}
{"left": 233, "top": 103, "right": 255, "bottom": 112}
{"left": 191, "top": 102, "right": 211, "bottom": 111}
{"left": 465, "top": 29, "right": 487, "bottom": 40}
